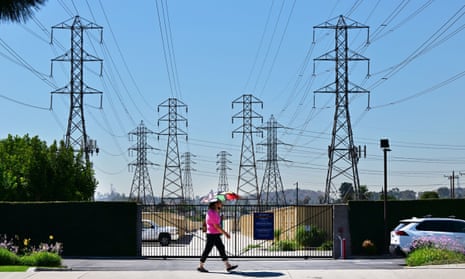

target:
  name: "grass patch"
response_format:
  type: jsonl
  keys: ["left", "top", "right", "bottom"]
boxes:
{"left": 0, "top": 265, "right": 29, "bottom": 272}
{"left": 406, "top": 247, "right": 465, "bottom": 266}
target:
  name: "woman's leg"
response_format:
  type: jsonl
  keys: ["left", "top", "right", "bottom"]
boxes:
{"left": 212, "top": 235, "right": 228, "bottom": 261}
{"left": 200, "top": 234, "right": 215, "bottom": 263}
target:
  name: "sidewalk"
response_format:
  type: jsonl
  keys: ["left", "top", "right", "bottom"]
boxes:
{"left": 0, "top": 259, "right": 464, "bottom": 279}
{"left": 0, "top": 266, "right": 464, "bottom": 279}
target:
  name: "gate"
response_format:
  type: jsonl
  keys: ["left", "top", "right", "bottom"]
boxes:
{"left": 141, "top": 204, "right": 333, "bottom": 258}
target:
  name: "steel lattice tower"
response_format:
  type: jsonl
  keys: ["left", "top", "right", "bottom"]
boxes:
{"left": 181, "top": 152, "right": 196, "bottom": 203}
{"left": 216, "top": 151, "right": 232, "bottom": 192}
{"left": 258, "top": 115, "right": 287, "bottom": 206}
{"left": 50, "top": 16, "right": 103, "bottom": 163}
{"left": 128, "top": 121, "right": 158, "bottom": 204}
{"left": 313, "top": 15, "right": 370, "bottom": 203}
{"left": 158, "top": 98, "right": 188, "bottom": 204}
{"left": 232, "top": 94, "right": 263, "bottom": 204}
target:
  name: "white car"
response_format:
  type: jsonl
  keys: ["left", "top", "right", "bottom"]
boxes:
{"left": 389, "top": 217, "right": 465, "bottom": 256}
{"left": 142, "top": 219, "right": 179, "bottom": 246}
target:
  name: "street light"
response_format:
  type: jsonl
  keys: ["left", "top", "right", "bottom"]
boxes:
{"left": 380, "top": 139, "right": 391, "bottom": 254}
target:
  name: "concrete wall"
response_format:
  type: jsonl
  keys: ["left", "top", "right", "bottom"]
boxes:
{"left": 333, "top": 204, "right": 351, "bottom": 259}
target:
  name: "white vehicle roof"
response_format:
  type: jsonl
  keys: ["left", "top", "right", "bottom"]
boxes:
{"left": 399, "top": 217, "right": 465, "bottom": 223}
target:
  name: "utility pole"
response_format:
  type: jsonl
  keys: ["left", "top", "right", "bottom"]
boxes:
{"left": 50, "top": 16, "right": 103, "bottom": 164}
{"left": 232, "top": 94, "right": 263, "bottom": 205}
{"left": 313, "top": 15, "right": 370, "bottom": 203}
{"left": 158, "top": 98, "right": 188, "bottom": 204}
{"left": 258, "top": 115, "right": 288, "bottom": 206}
{"left": 128, "top": 121, "right": 158, "bottom": 204}
{"left": 380, "top": 138, "right": 391, "bottom": 253}
{"left": 181, "top": 152, "right": 196, "bottom": 203}
{"left": 444, "top": 171, "right": 460, "bottom": 199}
{"left": 217, "top": 151, "right": 232, "bottom": 192}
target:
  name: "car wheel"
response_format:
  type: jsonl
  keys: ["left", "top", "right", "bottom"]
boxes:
{"left": 159, "top": 233, "right": 171, "bottom": 246}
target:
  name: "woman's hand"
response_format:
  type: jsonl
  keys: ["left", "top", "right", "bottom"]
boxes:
{"left": 223, "top": 231, "right": 230, "bottom": 239}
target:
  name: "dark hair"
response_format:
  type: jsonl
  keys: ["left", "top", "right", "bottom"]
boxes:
{"left": 208, "top": 201, "right": 217, "bottom": 209}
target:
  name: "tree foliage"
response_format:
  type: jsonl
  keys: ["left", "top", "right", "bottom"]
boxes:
{"left": 419, "top": 191, "right": 439, "bottom": 200}
{"left": 339, "top": 182, "right": 354, "bottom": 202}
{"left": 0, "top": 0, "right": 47, "bottom": 23}
{"left": 0, "top": 134, "right": 97, "bottom": 201}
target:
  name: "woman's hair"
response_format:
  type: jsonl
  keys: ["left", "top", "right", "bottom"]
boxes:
{"left": 208, "top": 201, "right": 217, "bottom": 209}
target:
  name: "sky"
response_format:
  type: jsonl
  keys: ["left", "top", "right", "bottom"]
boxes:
{"left": 1, "top": 0, "right": 465, "bottom": 201}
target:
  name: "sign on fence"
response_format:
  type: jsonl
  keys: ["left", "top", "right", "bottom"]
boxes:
{"left": 253, "top": 212, "right": 274, "bottom": 240}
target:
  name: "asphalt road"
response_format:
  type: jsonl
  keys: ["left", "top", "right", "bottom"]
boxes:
{"left": 63, "top": 257, "right": 406, "bottom": 271}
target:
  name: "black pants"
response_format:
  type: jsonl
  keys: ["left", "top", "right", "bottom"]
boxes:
{"left": 200, "top": 233, "right": 228, "bottom": 262}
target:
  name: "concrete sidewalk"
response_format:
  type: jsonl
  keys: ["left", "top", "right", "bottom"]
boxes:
{"left": 0, "top": 258, "right": 464, "bottom": 279}
{"left": 1, "top": 265, "right": 465, "bottom": 279}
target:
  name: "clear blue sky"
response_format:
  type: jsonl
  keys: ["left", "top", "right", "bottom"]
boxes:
{"left": 1, "top": 0, "right": 465, "bottom": 201}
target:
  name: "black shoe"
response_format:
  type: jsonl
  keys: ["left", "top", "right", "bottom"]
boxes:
{"left": 197, "top": 267, "right": 209, "bottom": 273}
{"left": 226, "top": 265, "right": 238, "bottom": 272}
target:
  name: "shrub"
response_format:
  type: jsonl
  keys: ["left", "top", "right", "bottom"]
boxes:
{"left": 269, "top": 240, "right": 296, "bottom": 251}
{"left": 20, "top": 251, "right": 62, "bottom": 267}
{"left": 411, "top": 236, "right": 465, "bottom": 254}
{"left": 295, "top": 225, "right": 326, "bottom": 248}
{"left": 0, "top": 234, "right": 63, "bottom": 267}
{"left": 0, "top": 248, "right": 20, "bottom": 265}
{"left": 406, "top": 247, "right": 465, "bottom": 266}
{"left": 318, "top": 240, "right": 333, "bottom": 251}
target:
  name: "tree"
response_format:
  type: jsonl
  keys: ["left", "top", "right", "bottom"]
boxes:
{"left": 339, "top": 182, "right": 354, "bottom": 202}
{"left": 437, "top": 187, "right": 450, "bottom": 198}
{"left": 0, "top": 134, "right": 97, "bottom": 201}
{"left": 419, "top": 191, "right": 439, "bottom": 200}
{"left": 0, "top": 0, "right": 47, "bottom": 22}
{"left": 359, "top": 185, "right": 370, "bottom": 200}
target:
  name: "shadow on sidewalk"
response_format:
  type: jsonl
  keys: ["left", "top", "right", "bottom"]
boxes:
{"left": 208, "top": 271, "right": 285, "bottom": 277}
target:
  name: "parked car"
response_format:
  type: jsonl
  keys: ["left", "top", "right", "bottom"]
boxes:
{"left": 142, "top": 219, "right": 179, "bottom": 246}
{"left": 389, "top": 216, "right": 465, "bottom": 256}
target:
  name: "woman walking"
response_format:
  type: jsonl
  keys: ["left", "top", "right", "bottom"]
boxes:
{"left": 198, "top": 199, "right": 238, "bottom": 273}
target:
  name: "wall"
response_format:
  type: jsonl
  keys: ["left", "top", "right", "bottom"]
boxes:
{"left": 0, "top": 201, "right": 140, "bottom": 257}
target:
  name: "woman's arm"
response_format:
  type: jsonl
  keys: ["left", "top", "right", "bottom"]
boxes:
{"left": 213, "top": 223, "right": 230, "bottom": 238}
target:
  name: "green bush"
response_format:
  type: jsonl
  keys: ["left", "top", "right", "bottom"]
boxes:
{"left": 295, "top": 225, "right": 326, "bottom": 248}
{"left": 269, "top": 240, "right": 296, "bottom": 251}
{"left": 20, "top": 251, "right": 62, "bottom": 267}
{"left": 0, "top": 248, "right": 20, "bottom": 265}
{"left": 318, "top": 240, "right": 333, "bottom": 251}
{"left": 406, "top": 247, "right": 465, "bottom": 266}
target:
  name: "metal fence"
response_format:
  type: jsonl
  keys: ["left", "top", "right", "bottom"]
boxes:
{"left": 141, "top": 204, "right": 333, "bottom": 258}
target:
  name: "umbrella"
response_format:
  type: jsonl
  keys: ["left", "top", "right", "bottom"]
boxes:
{"left": 215, "top": 191, "right": 239, "bottom": 202}
{"left": 199, "top": 190, "right": 215, "bottom": 204}
{"left": 200, "top": 190, "right": 239, "bottom": 204}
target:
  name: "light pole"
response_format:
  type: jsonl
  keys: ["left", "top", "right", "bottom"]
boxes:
{"left": 295, "top": 181, "right": 299, "bottom": 206}
{"left": 380, "top": 139, "right": 391, "bottom": 254}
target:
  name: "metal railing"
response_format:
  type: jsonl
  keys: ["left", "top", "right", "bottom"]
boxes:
{"left": 141, "top": 204, "right": 333, "bottom": 258}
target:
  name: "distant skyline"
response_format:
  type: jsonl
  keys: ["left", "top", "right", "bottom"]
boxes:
{"left": 1, "top": 1, "right": 465, "bottom": 201}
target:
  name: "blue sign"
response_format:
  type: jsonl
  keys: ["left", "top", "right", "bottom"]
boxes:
{"left": 253, "top": 212, "right": 274, "bottom": 240}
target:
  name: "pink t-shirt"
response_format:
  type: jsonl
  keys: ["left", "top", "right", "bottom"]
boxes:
{"left": 206, "top": 209, "right": 221, "bottom": 234}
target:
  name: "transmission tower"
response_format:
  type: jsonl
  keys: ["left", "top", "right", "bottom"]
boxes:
{"left": 50, "top": 16, "right": 103, "bottom": 163}
{"left": 216, "top": 151, "right": 232, "bottom": 192}
{"left": 313, "top": 15, "right": 369, "bottom": 203}
{"left": 158, "top": 98, "right": 188, "bottom": 204}
{"left": 232, "top": 94, "right": 263, "bottom": 204}
{"left": 128, "top": 121, "right": 158, "bottom": 204}
{"left": 258, "top": 115, "right": 288, "bottom": 206}
{"left": 181, "top": 152, "right": 196, "bottom": 203}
